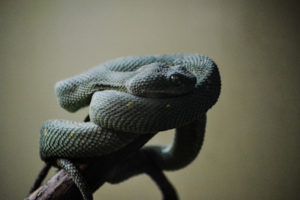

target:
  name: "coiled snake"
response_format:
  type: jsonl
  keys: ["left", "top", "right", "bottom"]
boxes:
{"left": 31, "top": 54, "right": 221, "bottom": 200}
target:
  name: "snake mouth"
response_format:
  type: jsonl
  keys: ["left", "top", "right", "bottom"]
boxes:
{"left": 133, "top": 88, "right": 195, "bottom": 98}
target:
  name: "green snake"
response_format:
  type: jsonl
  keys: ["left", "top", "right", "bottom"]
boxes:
{"left": 34, "top": 54, "right": 221, "bottom": 200}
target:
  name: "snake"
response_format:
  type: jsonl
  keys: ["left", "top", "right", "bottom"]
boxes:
{"left": 33, "top": 54, "right": 221, "bottom": 200}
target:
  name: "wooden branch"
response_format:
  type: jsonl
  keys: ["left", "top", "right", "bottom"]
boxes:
{"left": 25, "top": 167, "right": 84, "bottom": 200}
{"left": 25, "top": 133, "right": 178, "bottom": 200}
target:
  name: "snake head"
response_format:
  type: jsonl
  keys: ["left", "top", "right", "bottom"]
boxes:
{"left": 125, "top": 63, "right": 197, "bottom": 98}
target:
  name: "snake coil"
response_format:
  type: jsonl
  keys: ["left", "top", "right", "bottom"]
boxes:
{"left": 33, "top": 54, "right": 221, "bottom": 200}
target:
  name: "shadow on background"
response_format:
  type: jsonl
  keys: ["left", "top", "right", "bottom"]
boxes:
{"left": 0, "top": 0, "right": 299, "bottom": 199}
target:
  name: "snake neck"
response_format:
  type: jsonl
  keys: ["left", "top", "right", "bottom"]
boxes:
{"left": 142, "top": 114, "right": 206, "bottom": 171}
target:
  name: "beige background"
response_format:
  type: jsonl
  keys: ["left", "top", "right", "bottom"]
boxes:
{"left": 1, "top": 0, "right": 299, "bottom": 199}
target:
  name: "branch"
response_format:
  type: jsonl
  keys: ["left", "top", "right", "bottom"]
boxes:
{"left": 25, "top": 134, "right": 178, "bottom": 200}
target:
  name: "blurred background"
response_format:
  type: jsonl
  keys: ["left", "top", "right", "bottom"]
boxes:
{"left": 1, "top": 0, "right": 299, "bottom": 199}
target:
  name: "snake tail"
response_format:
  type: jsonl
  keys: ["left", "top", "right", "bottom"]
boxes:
{"left": 56, "top": 158, "right": 92, "bottom": 200}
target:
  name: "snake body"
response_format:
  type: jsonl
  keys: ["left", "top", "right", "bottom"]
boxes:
{"left": 37, "top": 54, "right": 221, "bottom": 200}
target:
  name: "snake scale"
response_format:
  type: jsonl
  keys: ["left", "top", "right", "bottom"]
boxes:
{"left": 32, "top": 54, "right": 221, "bottom": 200}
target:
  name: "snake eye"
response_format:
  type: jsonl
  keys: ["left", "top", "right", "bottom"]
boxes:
{"left": 170, "top": 74, "right": 182, "bottom": 86}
